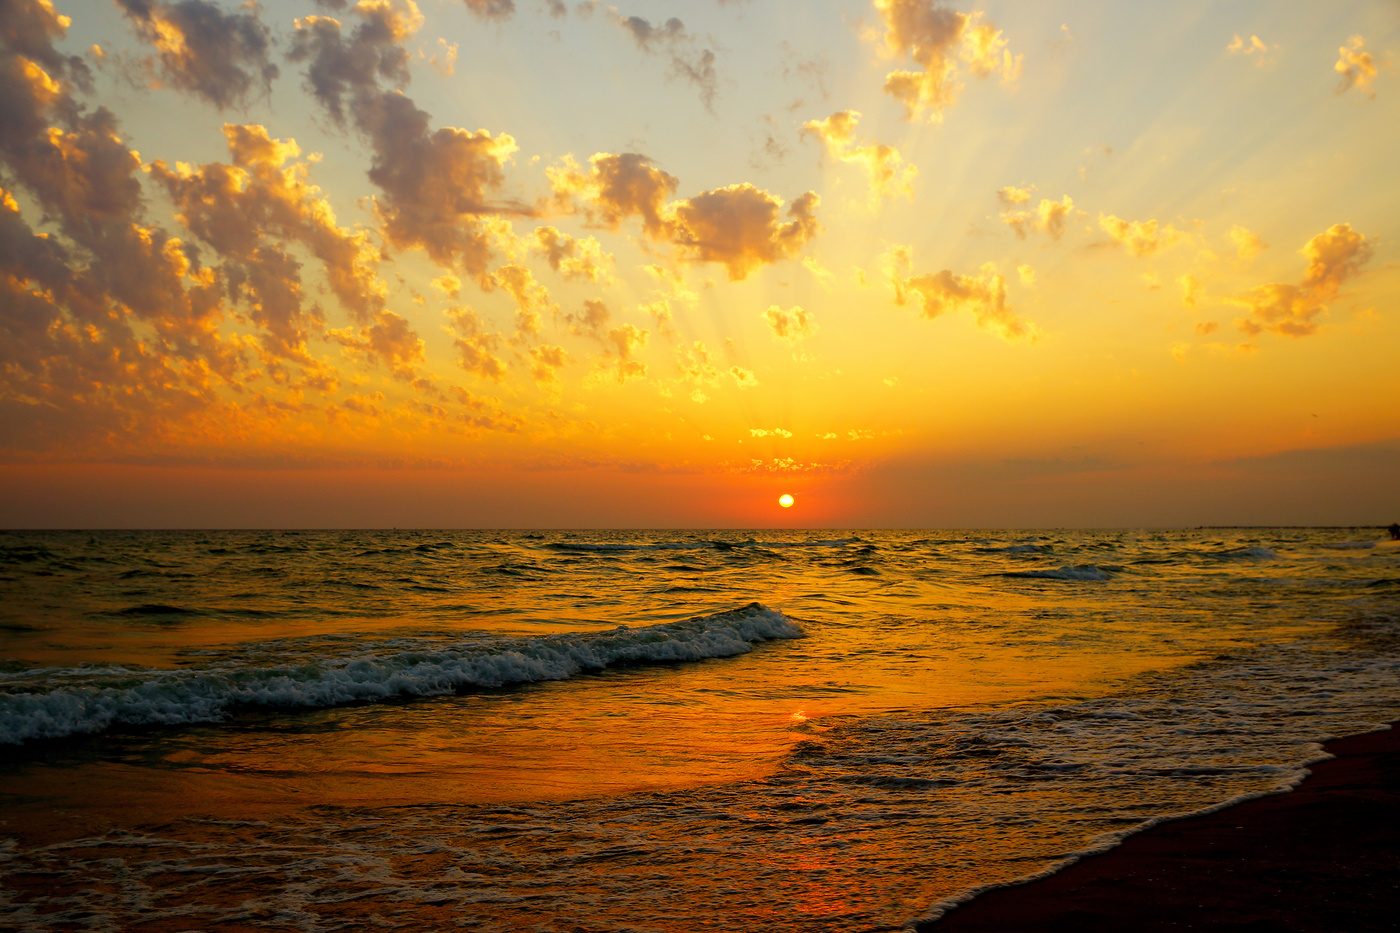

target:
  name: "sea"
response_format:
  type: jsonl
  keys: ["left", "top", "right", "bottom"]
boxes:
{"left": 0, "top": 528, "right": 1397, "bottom": 932}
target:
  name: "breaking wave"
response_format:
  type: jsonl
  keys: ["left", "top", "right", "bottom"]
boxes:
{"left": 0, "top": 603, "right": 803, "bottom": 745}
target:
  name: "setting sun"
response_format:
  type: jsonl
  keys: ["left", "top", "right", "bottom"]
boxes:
{"left": 779, "top": 494, "right": 795, "bottom": 508}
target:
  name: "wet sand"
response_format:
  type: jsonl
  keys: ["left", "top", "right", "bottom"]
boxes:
{"left": 923, "top": 724, "right": 1400, "bottom": 932}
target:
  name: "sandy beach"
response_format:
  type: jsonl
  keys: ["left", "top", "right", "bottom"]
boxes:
{"left": 924, "top": 723, "right": 1400, "bottom": 932}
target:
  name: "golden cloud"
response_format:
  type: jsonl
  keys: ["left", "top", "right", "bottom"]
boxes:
{"left": 873, "top": 0, "right": 1021, "bottom": 122}
{"left": 1001, "top": 194, "right": 1073, "bottom": 239}
{"left": 446, "top": 306, "right": 506, "bottom": 380}
{"left": 1232, "top": 223, "right": 1372, "bottom": 338}
{"left": 1335, "top": 35, "right": 1378, "bottom": 97}
{"left": 1098, "top": 213, "right": 1186, "bottom": 257}
{"left": 552, "top": 153, "right": 821, "bottom": 280}
{"left": 1229, "top": 225, "right": 1266, "bottom": 261}
{"left": 802, "top": 110, "right": 917, "bottom": 204}
{"left": 669, "top": 185, "right": 821, "bottom": 281}
{"left": 762, "top": 305, "right": 815, "bottom": 343}
{"left": 884, "top": 244, "right": 1035, "bottom": 340}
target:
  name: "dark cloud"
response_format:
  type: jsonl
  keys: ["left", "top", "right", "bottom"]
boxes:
{"left": 612, "top": 12, "right": 718, "bottom": 111}
{"left": 290, "top": 3, "right": 522, "bottom": 280}
{"left": 462, "top": 0, "right": 515, "bottom": 20}
{"left": 114, "top": 0, "right": 278, "bottom": 108}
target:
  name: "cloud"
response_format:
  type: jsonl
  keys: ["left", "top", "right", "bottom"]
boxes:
{"left": 612, "top": 12, "right": 717, "bottom": 111}
{"left": 1001, "top": 194, "right": 1073, "bottom": 239}
{"left": 565, "top": 297, "right": 610, "bottom": 337}
{"left": 150, "top": 123, "right": 390, "bottom": 349}
{"left": 669, "top": 185, "right": 821, "bottom": 280}
{"left": 1178, "top": 273, "right": 1199, "bottom": 309}
{"left": 446, "top": 306, "right": 506, "bottom": 379}
{"left": 762, "top": 304, "right": 815, "bottom": 343}
{"left": 1227, "top": 33, "right": 1277, "bottom": 67}
{"left": 1016, "top": 264, "right": 1035, "bottom": 287}
{"left": 1335, "top": 35, "right": 1378, "bottom": 97}
{"left": 113, "top": 0, "right": 278, "bottom": 108}
{"left": 600, "top": 322, "right": 648, "bottom": 383}
{"left": 329, "top": 310, "right": 425, "bottom": 377}
{"left": 287, "top": 3, "right": 417, "bottom": 125}
{"left": 548, "top": 152, "right": 679, "bottom": 237}
{"left": 872, "top": 0, "right": 1022, "bottom": 122}
{"left": 1232, "top": 223, "right": 1372, "bottom": 338}
{"left": 1098, "top": 213, "right": 1186, "bottom": 257}
{"left": 531, "top": 225, "right": 611, "bottom": 282}
{"left": 529, "top": 344, "right": 566, "bottom": 383}
{"left": 1229, "top": 224, "right": 1266, "bottom": 261}
{"left": 996, "top": 184, "right": 1032, "bottom": 206}
{"left": 550, "top": 154, "right": 821, "bottom": 280}
{"left": 884, "top": 244, "right": 1035, "bottom": 340}
{"left": 801, "top": 110, "right": 917, "bottom": 204}
{"left": 750, "top": 427, "right": 793, "bottom": 438}
{"left": 461, "top": 0, "right": 514, "bottom": 21}
{"left": 486, "top": 262, "right": 554, "bottom": 337}
{"left": 290, "top": 2, "right": 522, "bottom": 279}
{"left": 0, "top": 0, "right": 92, "bottom": 88}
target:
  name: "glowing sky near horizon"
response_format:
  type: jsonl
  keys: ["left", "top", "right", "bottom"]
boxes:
{"left": 0, "top": 0, "right": 1396, "bottom": 527}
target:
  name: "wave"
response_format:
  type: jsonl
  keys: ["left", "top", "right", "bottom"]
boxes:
{"left": 1001, "top": 565, "right": 1114, "bottom": 581}
{"left": 977, "top": 543, "right": 1054, "bottom": 554}
{"left": 1213, "top": 546, "right": 1279, "bottom": 560}
{"left": 547, "top": 538, "right": 857, "bottom": 554}
{"left": 0, "top": 604, "right": 803, "bottom": 745}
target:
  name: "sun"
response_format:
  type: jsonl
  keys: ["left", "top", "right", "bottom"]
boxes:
{"left": 778, "top": 493, "right": 795, "bottom": 508}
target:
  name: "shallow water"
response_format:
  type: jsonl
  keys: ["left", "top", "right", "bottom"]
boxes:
{"left": 1, "top": 529, "right": 1397, "bottom": 930}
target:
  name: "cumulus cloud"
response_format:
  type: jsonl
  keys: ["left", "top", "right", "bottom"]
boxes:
{"left": 548, "top": 152, "right": 679, "bottom": 236}
{"left": 601, "top": 322, "right": 648, "bottom": 383}
{"left": 532, "top": 225, "right": 611, "bottom": 282}
{"left": 529, "top": 344, "right": 566, "bottom": 384}
{"left": 750, "top": 427, "right": 793, "bottom": 438}
{"left": 1001, "top": 194, "right": 1073, "bottom": 239}
{"left": 612, "top": 12, "right": 717, "bottom": 111}
{"left": 1098, "top": 213, "right": 1187, "bottom": 257}
{"left": 1335, "top": 35, "right": 1378, "bottom": 97}
{"left": 150, "top": 123, "right": 390, "bottom": 354}
{"left": 1229, "top": 224, "right": 1266, "bottom": 261}
{"left": 486, "top": 262, "right": 554, "bottom": 337}
{"left": 565, "top": 297, "right": 610, "bottom": 337}
{"left": 762, "top": 304, "right": 815, "bottom": 343}
{"left": 446, "top": 306, "right": 506, "bottom": 379}
{"left": 550, "top": 153, "right": 821, "bottom": 280}
{"left": 883, "top": 244, "right": 1035, "bottom": 340}
{"left": 114, "top": 0, "right": 278, "bottom": 108}
{"left": 1227, "top": 34, "right": 1277, "bottom": 67}
{"left": 290, "top": 2, "right": 522, "bottom": 280}
{"left": 669, "top": 185, "right": 821, "bottom": 280}
{"left": 1231, "top": 223, "right": 1371, "bottom": 338}
{"left": 996, "top": 184, "right": 1032, "bottom": 206}
{"left": 462, "top": 0, "right": 515, "bottom": 21}
{"left": 873, "top": 0, "right": 1022, "bottom": 122}
{"left": 801, "top": 110, "right": 917, "bottom": 204}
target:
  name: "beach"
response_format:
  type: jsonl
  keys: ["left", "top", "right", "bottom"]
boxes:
{"left": 926, "top": 724, "right": 1400, "bottom": 932}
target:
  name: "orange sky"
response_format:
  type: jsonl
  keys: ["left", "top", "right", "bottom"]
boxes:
{"left": 1, "top": 0, "right": 1396, "bottom": 527}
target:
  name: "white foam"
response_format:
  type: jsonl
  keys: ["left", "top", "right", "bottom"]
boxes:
{"left": 0, "top": 603, "right": 803, "bottom": 745}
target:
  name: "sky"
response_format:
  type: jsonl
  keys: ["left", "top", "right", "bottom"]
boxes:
{"left": 0, "top": 0, "right": 1397, "bottom": 528}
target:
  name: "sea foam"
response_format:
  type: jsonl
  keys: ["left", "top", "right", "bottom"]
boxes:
{"left": 0, "top": 603, "right": 803, "bottom": 745}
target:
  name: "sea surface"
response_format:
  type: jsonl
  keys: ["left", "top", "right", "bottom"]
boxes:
{"left": 1, "top": 528, "right": 1397, "bottom": 931}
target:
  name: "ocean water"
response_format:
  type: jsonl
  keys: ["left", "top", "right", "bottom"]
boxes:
{"left": 0, "top": 528, "right": 1396, "bottom": 931}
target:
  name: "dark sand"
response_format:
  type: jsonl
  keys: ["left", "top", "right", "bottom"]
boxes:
{"left": 924, "top": 724, "right": 1400, "bottom": 932}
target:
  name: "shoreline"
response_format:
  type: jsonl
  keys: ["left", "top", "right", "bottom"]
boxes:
{"left": 920, "top": 723, "right": 1400, "bottom": 932}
